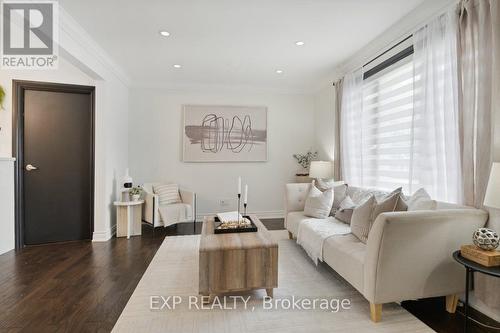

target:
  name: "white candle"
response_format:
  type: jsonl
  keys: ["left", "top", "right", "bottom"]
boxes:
{"left": 244, "top": 185, "right": 248, "bottom": 204}
{"left": 238, "top": 177, "right": 241, "bottom": 195}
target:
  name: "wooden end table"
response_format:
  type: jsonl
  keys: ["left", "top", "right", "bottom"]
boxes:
{"left": 199, "top": 215, "right": 278, "bottom": 302}
{"left": 114, "top": 200, "right": 144, "bottom": 239}
{"left": 453, "top": 250, "right": 500, "bottom": 333}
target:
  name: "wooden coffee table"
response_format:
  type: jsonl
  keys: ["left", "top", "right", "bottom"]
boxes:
{"left": 199, "top": 215, "right": 278, "bottom": 301}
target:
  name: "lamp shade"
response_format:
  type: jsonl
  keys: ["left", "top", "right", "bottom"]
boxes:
{"left": 484, "top": 162, "right": 500, "bottom": 209}
{"left": 309, "top": 161, "right": 333, "bottom": 179}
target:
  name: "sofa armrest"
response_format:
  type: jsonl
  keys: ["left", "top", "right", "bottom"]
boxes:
{"left": 284, "top": 183, "right": 311, "bottom": 227}
{"left": 363, "top": 209, "right": 488, "bottom": 304}
{"left": 143, "top": 187, "right": 159, "bottom": 226}
{"left": 179, "top": 189, "right": 196, "bottom": 221}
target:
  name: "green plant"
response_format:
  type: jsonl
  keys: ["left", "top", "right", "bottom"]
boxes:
{"left": 0, "top": 85, "right": 5, "bottom": 110}
{"left": 129, "top": 186, "right": 142, "bottom": 196}
{"left": 293, "top": 150, "right": 318, "bottom": 172}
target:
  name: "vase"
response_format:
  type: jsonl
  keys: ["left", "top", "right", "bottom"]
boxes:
{"left": 131, "top": 194, "right": 140, "bottom": 202}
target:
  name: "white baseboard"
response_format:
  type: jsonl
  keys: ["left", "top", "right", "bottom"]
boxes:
{"left": 92, "top": 224, "right": 116, "bottom": 242}
{"left": 195, "top": 210, "right": 284, "bottom": 221}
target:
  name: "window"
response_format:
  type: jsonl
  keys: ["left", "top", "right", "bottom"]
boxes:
{"left": 359, "top": 53, "right": 415, "bottom": 192}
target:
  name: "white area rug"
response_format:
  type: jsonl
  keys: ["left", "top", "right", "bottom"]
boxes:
{"left": 113, "top": 231, "right": 434, "bottom": 333}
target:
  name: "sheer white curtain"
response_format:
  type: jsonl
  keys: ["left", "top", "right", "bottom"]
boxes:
{"left": 340, "top": 10, "right": 463, "bottom": 203}
{"left": 340, "top": 68, "right": 364, "bottom": 187}
{"left": 411, "top": 10, "right": 463, "bottom": 203}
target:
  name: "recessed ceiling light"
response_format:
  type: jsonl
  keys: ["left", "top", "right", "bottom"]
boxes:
{"left": 275, "top": 69, "right": 283, "bottom": 74}
{"left": 159, "top": 30, "right": 170, "bottom": 37}
{"left": 295, "top": 41, "right": 305, "bottom": 46}
{"left": 173, "top": 64, "right": 182, "bottom": 68}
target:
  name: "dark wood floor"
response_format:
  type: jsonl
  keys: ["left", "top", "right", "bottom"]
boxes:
{"left": 0, "top": 219, "right": 497, "bottom": 333}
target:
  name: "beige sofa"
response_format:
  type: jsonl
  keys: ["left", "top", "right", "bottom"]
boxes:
{"left": 285, "top": 182, "right": 488, "bottom": 322}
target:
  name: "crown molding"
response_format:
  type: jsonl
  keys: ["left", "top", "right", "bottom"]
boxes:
{"left": 58, "top": 6, "right": 131, "bottom": 87}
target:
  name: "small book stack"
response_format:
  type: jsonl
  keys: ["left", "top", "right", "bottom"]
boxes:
{"left": 460, "top": 245, "right": 500, "bottom": 267}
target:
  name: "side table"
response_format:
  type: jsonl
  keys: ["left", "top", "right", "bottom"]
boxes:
{"left": 114, "top": 200, "right": 144, "bottom": 239}
{"left": 453, "top": 250, "right": 500, "bottom": 333}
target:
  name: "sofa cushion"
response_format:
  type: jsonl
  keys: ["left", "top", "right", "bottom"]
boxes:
{"left": 304, "top": 184, "right": 333, "bottom": 218}
{"left": 350, "top": 196, "right": 376, "bottom": 243}
{"left": 314, "top": 179, "right": 348, "bottom": 213}
{"left": 334, "top": 195, "right": 356, "bottom": 224}
{"left": 406, "top": 188, "right": 437, "bottom": 211}
{"left": 286, "top": 211, "right": 312, "bottom": 236}
{"left": 323, "top": 234, "right": 366, "bottom": 292}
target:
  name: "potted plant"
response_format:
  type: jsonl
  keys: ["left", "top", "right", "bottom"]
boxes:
{"left": 129, "top": 186, "right": 142, "bottom": 201}
{"left": 293, "top": 150, "right": 318, "bottom": 183}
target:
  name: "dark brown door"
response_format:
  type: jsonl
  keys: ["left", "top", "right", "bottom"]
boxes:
{"left": 17, "top": 82, "right": 94, "bottom": 245}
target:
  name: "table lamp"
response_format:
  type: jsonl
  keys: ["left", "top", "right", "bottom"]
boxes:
{"left": 309, "top": 161, "right": 333, "bottom": 180}
{"left": 484, "top": 162, "right": 500, "bottom": 209}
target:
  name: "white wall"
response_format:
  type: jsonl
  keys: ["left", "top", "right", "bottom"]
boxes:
{"left": 314, "top": 84, "right": 336, "bottom": 162}
{"left": 0, "top": 158, "right": 15, "bottom": 255}
{"left": 129, "top": 88, "right": 315, "bottom": 218}
{"left": 0, "top": 8, "right": 130, "bottom": 250}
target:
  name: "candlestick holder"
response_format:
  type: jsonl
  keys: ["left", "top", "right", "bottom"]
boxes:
{"left": 237, "top": 193, "right": 241, "bottom": 226}
{"left": 244, "top": 203, "right": 247, "bottom": 217}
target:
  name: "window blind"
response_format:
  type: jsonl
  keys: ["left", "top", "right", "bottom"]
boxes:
{"left": 359, "top": 55, "right": 416, "bottom": 192}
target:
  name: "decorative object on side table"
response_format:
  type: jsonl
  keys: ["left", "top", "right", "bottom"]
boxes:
{"left": 129, "top": 186, "right": 142, "bottom": 201}
{"left": 472, "top": 228, "right": 499, "bottom": 251}
{"left": 293, "top": 149, "right": 317, "bottom": 182}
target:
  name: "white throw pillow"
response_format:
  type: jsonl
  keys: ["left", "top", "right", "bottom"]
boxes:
{"left": 313, "top": 179, "right": 348, "bottom": 213}
{"left": 406, "top": 188, "right": 437, "bottom": 211}
{"left": 304, "top": 184, "right": 334, "bottom": 219}
{"left": 153, "top": 183, "right": 181, "bottom": 205}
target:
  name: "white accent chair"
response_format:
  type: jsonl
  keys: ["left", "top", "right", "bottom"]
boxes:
{"left": 142, "top": 183, "right": 196, "bottom": 229}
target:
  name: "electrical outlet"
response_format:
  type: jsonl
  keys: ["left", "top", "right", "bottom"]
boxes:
{"left": 219, "top": 199, "right": 229, "bottom": 206}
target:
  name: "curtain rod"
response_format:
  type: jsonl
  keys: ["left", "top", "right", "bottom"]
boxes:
{"left": 332, "top": 34, "right": 413, "bottom": 87}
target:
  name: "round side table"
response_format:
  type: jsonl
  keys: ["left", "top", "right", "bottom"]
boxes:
{"left": 114, "top": 200, "right": 144, "bottom": 239}
{"left": 453, "top": 250, "right": 500, "bottom": 333}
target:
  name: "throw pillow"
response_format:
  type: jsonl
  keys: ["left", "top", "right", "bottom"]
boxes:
{"left": 351, "top": 192, "right": 400, "bottom": 244}
{"left": 153, "top": 183, "right": 181, "bottom": 205}
{"left": 334, "top": 195, "right": 356, "bottom": 224}
{"left": 371, "top": 192, "right": 400, "bottom": 223}
{"left": 406, "top": 188, "right": 437, "bottom": 211}
{"left": 313, "top": 179, "right": 348, "bottom": 214}
{"left": 304, "top": 183, "right": 334, "bottom": 219}
{"left": 350, "top": 195, "right": 376, "bottom": 243}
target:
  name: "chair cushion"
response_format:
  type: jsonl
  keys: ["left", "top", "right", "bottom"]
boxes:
{"left": 158, "top": 203, "right": 192, "bottom": 227}
{"left": 154, "top": 183, "right": 181, "bottom": 205}
{"left": 323, "top": 234, "right": 366, "bottom": 292}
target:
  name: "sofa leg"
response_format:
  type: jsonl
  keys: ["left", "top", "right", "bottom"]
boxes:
{"left": 445, "top": 294, "right": 459, "bottom": 313}
{"left": 370, "top": 303, "right": 382, "bottom": 323}
{"left": 288, "top": 231, "right": 293, "bottom": 239}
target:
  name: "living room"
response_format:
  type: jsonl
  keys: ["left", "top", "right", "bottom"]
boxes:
{"left": 0, "top": 0, "right": 499, "bottom": 332}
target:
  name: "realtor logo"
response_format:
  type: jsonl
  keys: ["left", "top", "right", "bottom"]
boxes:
{"left": 1, "top": 0, "right": 58, "bottom": 69}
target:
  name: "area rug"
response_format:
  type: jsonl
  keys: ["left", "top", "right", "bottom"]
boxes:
{"left": 113, "top": 231, "right": 434, "bottom": 333}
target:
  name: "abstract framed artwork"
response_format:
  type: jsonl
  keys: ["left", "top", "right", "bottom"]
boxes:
{"left": 182, "top": 105, "right": 268, "bottom": 162}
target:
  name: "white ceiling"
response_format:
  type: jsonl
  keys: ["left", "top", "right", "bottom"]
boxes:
{"left": 59, "top": 0, "right": 425, "bottom": 93}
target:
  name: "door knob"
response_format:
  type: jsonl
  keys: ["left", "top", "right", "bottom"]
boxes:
{"left": 25, "top": 164, "right": 38, "bottom": 171}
